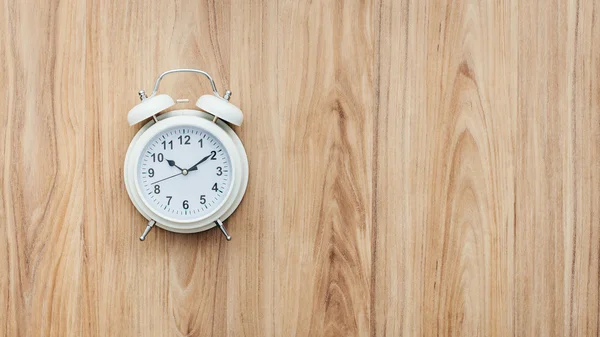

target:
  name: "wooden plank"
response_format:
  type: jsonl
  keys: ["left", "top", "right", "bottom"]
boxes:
{"left": 227, "top": 0, "right": 279, "bottom": 336}
{"left": 83, "top": 1, "right": 231, "bottom": 336}
{"left": 0, "top": 0, "right": 87, "bottom": 335}
{"left": 375, "top": 0, "right": 518, "bottom": 335}
{"left": 515, "top": 0, "right": 600, "bottom": 335}
{"left": 276, "top": 1, "right": 376, "bottom": 335}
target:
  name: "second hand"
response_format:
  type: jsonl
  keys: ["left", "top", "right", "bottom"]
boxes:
{"left": 150, "top": 172, "right": 183, "bottom": 185}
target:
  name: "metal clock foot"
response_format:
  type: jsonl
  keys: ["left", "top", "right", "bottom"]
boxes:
{"left": 215, "top": 219, "right": 231, "bottom": 241}
{"left": 139, "top": 219, "right": 156, "bottom": 241}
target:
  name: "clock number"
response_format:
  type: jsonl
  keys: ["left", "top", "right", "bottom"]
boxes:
{"left": 182, "top": 200, "right": 189, "bottom": 209}
{"left": 210, "top": 151, "right": 217, "bottom": 160}
{"left": 212, "top": 183, "right": 219, "bottom": 192}
{"left": 151, "top": 153, "right": 164, "bottom": 162}
{"left": 166, "top": 196, "right": 172, "bottom": 205}
{"left": 154, "top": 185, "right": 160, "bottom": 194}
{"left": 178, "top": 135, "right": 191, "bottom": 145}
{"left": 200, "top": 195, "right": 206, "bottom": 205}
{"left": 162, "top": 140, "right": 173, "bottom": 150}
{"left": 148, "top": 168, "right": 154, "bottom": 177}
{"left": 199, "top": 139, "right": 203, "bottom": 148}
{"left": 216, "top": 166, "right": 222, "bottom": 176}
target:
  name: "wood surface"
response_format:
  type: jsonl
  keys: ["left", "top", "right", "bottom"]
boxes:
{"left": 1, "top": 0, "right": 599, "bottom": 336}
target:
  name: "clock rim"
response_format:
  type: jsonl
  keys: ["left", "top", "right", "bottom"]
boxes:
{"left": 124, "top": 110, "right": 248, "bottom": 233}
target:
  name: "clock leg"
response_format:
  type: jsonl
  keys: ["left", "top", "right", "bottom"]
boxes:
{"left": 215, "top": 219, "right": 231, "bottom": 241}
{"left": 139, "top": 219, "right": 156, "bottom": 241}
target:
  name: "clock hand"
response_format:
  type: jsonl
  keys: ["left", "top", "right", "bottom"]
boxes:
{"left": 150, "top": 172, "right": 182, "bottom": 185}
{"left": 166, "top": 159, "right": 184, "bottom": 172}
{"left": 187, "top": 154, "right": 212, "bottom": 172}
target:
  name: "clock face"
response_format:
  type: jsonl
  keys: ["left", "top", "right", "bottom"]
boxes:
{"left": 135, "top": 125, "right": 233, "bottom": 223}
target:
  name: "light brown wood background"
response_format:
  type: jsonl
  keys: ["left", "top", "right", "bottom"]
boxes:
{"left": 1, "top": 0, "right": 599, "bottom": 336}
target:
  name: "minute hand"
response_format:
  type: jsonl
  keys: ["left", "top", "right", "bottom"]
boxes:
{"left": 187, "top": 154, "right": 212, "bottom": 172}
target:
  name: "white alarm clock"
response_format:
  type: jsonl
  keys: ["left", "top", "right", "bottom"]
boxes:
{"left": 124, "top": 69, "right": 248, "bottom": 241}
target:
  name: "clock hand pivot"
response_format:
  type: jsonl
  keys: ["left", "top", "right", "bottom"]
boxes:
{"left": 167, "top": 159, "right": 188, "bottom": 175}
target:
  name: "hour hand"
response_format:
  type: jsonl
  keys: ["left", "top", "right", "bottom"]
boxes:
{"left": 187, "top": 154, "right": 212, "bottom": 172}
{"left": 166, "top": 159, "right": 184, "bottom": 172}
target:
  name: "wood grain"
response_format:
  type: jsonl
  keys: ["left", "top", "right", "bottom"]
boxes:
{"left": 1, "top": 0, "right": 598, "bottom": 336}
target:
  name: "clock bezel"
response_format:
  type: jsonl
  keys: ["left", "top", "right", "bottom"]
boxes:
{"left": 124, "top": 110, "right": 248, "bottom": 233}
{"left": 134, "top": 120, "right": 236, "bottom": 224}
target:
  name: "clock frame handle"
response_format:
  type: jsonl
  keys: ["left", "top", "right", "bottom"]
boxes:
{"left": 149, "top": 68, "right": 231, "bottom": 100}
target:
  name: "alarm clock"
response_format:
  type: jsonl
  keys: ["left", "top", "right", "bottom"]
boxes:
{"left": 124, "top": 69, "right": 248, "bottom": 241}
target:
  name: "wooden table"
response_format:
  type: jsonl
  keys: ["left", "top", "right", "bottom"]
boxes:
{"left": 1, "top": 1, "right": 598, "bottom": 336}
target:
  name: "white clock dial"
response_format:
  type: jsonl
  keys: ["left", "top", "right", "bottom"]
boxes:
{"left": 135, "top": 126, "right": 233, "bottom": 223}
